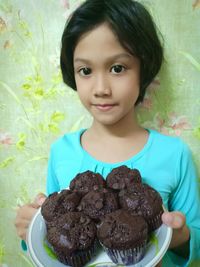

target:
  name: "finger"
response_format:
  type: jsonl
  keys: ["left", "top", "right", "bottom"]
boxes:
{"left": 15, "top": 208, "right": 38, "bottom": 238}
{"left": 162, "top": 211, "right": 186, "bottom": 229}
{"left": 15, "top": 219, "right": 28, "bottom": 230}
{"left": 15, "top": 218, "right": 31, "bottom": 240}
{"left": 18, "top": 229, "right": 27, "bottom": 241}
{"left": 16, "top": 204, "right": 39, "bottom": 221}
{"left": 18, "top": 226, "right": 28, "bottom": 241}
{"left": 33, "top": 193, "right": 47, "bottom": 207}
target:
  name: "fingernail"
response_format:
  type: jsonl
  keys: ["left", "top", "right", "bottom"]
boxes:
{"left": 163, "top": 213, "right": 173, "bottom": 224}
{"left": 174, "top": 215, "right": 183, "bottom": 226}
{"left": 35, "top": 195, "right": 45, "bottom": 206}
{"left": 37, "top": 197, "right": 45, "bottom": 206}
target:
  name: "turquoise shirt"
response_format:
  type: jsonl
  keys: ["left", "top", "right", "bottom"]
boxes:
{"left": 46, "top": 129, "right": 200, "bottom": 267}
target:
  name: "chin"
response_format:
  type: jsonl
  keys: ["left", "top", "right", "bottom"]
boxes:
{"left": 94, "top": 117, "right": 124, "bottom": 126}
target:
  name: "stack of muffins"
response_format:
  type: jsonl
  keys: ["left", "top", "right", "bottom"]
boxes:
{"left": 41, "top": 166, "right": 164, "bottom": 267}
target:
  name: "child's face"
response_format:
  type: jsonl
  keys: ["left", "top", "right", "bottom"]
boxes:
{"left": 73, "top": 23, "right": 140, "bottom": 126}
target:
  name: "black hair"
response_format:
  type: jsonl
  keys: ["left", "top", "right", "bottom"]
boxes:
{"left": 60, "top": 0, "right": 163, "bottom": 105}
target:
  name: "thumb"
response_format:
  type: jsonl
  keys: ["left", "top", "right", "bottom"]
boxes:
{"left": 33, "top": 193, "right": 47, "bottom": 207}
{"left": 162, "top": 211, "right": 186, "bottom": 229}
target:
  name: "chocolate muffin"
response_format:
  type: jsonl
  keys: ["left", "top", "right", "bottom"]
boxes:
{"left": 119, "top": 183, "right": 164, "bottom": 232}
{"left": 46, "top": 212, "right": 97, "bottom": 267}
{"left": 97, "top": 209, "right": 148, "bottom": 265}
{"left": 41, "top": 189, "right": 81, "bottom": 225}
{"left": 106, "top": 165, "right": 142, "bottom": 191}
{"left": 70, "top": 170, "right": 106, "bottom": 196}
{"left": 77, "top": 188, "right": 119, "bottom": 222}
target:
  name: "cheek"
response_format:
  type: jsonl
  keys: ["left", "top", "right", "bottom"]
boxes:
{"left": 114, "top": 78, "right": 140, "bottom": 99}
{"left": 77, "top": 88, "right": 86, "bottom": 103}
{"left": 75, "top": 76, "right": 83, "bottom": 93}
{"left": 75, "top": 79, "right": 89, "bottom": 105}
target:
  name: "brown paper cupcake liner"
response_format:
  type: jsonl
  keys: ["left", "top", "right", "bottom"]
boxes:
{"left": 101, "top": 241, "right": 147, "bottom": 265}
{"left": 145, "top": 209, "right": 163, "bottom": 232}
{"left": 55, "top": 239, "right": 99, "bottom": 267}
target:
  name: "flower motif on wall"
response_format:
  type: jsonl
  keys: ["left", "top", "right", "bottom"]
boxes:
{"left": 193, "top": 0, "right": 200, "bottom": 9}
{"left": 140, "top": 98, "right": 153, "bottom": 110}
{"left": 139, "top": 78, "right": 161, "bottom": 110}
{"left": 3, "top": 40, "right": 12, "bottom": 49}
{"left": 167, "top": 113, "right": 191, "bottom": 136}
{"left": 0, "top": 17, "right": 7, "bottom": 33}
{"left": 60, "top": 0, "right": 70, "bottom": 9}
{"left": 0, "top": 131, "right": 12, "bottom": 146}
{"left": 49, "top": 49, "right": 60, "bottom": 69}
{"left": 61, "top": 0, "right": 84, "bottom": 19}
{"left": 152, "top": 113, "right": 191, "bottom": 136}
{"left": 142, "top": 113, "right": 191, "bottom": 136}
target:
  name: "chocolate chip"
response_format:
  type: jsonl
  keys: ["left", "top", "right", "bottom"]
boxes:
{"left": 95, "top": 200, "right": 103, "bottom": 210}
{"left": 113, "top": 183, "right": 119, "bottom": 189}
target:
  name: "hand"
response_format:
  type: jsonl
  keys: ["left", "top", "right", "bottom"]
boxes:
{"left": 15, "top": 193, "right": 46, "bottom": 241}
{"left": 155, "top": 261, "right": 162, "bottom": 267}
{"left": 162, "top": 211, "right": 190, "bottom": 249}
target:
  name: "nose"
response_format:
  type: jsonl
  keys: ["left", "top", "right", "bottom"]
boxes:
{"left": 93, "top": 73, "right": 111, "bottom": 97}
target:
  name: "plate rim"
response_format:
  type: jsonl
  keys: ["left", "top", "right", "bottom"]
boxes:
{"left": 27, "top": 207, "right": 47, "bottom": 267}
{"left": 145, "top": 222, "right": 172, "bottom": 267}
{"left": 27, "top": 208, "right": 172, "bottom": 267}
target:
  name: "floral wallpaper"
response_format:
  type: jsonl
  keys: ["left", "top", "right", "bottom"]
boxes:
{"left": 0, "top": 0, "right": 200, "bottom": 266}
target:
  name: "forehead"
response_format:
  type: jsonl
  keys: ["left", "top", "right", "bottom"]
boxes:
{"left": 74, "top": 23, "right": 129, "bottom": 61}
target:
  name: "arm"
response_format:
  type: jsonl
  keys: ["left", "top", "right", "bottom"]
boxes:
{"left": 15, "top": 193, "right": 46, "bottom": 240}
{"left": 46, "top": 144, "right": 60, "bottom": 195}
{"left": 162, "top": 211, "right": 190, "bottom": 257}
{"left": 15, "top": 143, "right": 59, "bottom": 240}
{"left": 163, "top": 141, "right": 200, "bottom": 264}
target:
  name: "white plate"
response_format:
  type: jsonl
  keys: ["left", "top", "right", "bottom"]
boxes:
{"left": 27, "top": 208, "right": 172, "bottom": 267}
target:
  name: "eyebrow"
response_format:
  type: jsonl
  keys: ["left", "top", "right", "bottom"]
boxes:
{"left": 74, "top": 53, "right": 132, "bottom": 64}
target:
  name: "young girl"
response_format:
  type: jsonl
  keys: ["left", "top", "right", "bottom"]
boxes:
{"left": 15, "top": 0, "right": 200, "bottom": 266}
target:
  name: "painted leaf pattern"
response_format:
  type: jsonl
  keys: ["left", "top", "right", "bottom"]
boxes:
{"left": 0, "top": 0, "right": 199, "bottom": 266}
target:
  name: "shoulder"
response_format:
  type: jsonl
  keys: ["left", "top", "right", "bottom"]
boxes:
{"left": 148, "top": 129, "right": 196, "bottom": 182}
{"left": 52, "top": 129, "right": 85, "bottom": 148}
{"left": 149, "top": 129, "right": 189, "bottom": 153}
{"left": 50, "top": 129, "right": 86, "bottom": 157}
{"left": 148, "top": 129, "right": 193, "bottom": 164}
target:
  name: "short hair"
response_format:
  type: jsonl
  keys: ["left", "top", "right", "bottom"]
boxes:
{"left": 60, "top": 0, "right": 163, "bottom": 105}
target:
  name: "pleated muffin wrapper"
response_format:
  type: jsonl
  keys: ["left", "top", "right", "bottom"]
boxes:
{"left": 51, "top": 238, "right": 99, "bottom": 267}
{"left": 100, "top": 240, "right": 147, "bottom": 266}
{"left": 144, "top": 208, "right": 164, "bottom": 233}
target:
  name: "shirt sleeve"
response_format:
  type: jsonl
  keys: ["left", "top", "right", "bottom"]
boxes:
{"left": 168, "top": 140, "right": 200, "bottom": 266}
{"left": 46, "top": 144, "right": 60, "bottom": 196}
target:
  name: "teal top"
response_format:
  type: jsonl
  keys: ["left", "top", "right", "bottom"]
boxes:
{"left": 46, "top": 129, "right": 200, "bottom": 267}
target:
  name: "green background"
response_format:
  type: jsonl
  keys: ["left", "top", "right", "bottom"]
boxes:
{"left": 0, "top": 0, "right": 200, "bottom": 266}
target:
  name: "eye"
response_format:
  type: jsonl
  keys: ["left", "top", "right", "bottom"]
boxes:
{"left": 110, "top": 65, "right": 126, "bottom": 74}
{"left": 78, "top": 67, "right": 92, "bottom": 76}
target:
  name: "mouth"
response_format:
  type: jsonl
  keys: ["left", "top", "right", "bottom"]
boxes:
{"left": 92, "top": 103, "right": 117, "bottom": 111}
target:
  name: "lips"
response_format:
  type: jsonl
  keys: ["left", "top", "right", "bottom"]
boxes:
{"left": 93, "top": 103, "right": 117, "bottom": 111}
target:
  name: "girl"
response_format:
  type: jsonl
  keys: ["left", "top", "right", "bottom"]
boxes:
{"left": 15, "top": 0, "right": 200, "bottom": 266}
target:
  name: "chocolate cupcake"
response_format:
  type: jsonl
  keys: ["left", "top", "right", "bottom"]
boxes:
{"left": 119, "top": 183, "right": 164, "bottom": 232}
{"left": 97, "top": 209, "right": 148, "bottom": 265}
{"left": 41, "top": 189, "right": 81, "bottom": 225}
{"left": 106, "top": 165, "right": 142, "bottom": 191}
{"left": 46, "top": 212, "right": 97, "bottom": 267}
{"left": 77, "top": 188, "right": 119, "bottom": 222}
{"left": 70, "top": 170, "right": 106, "bottom": 196}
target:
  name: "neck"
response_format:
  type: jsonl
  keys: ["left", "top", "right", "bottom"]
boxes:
{"left": 81, "top": 111, "right": 148, "bottom": 163}
{"left": 89, "top": 112, "right": 142, "bottom": 138}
